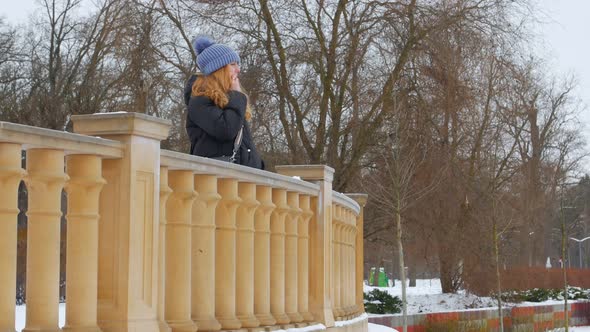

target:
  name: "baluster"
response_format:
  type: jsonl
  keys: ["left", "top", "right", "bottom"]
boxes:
{"left": 347, "top": 210, "right": 356, "bottom": 316}
{"left": 332, "top": 205, "right": 343, "bottom": 319}
{"left": 330, "top": 204, "right": 335, "bottom": 319}
{"left": 0, "top": 143, "right": 24, "bottom": 332}
{"left": 215, "top": 178, "right": 242, "bottom": 330}
{"left": 343, "top": 211, "right": 352, "bottom": 317}
{"left": 24, "top": 149, "right": 67, "bottom": 332}
{"left": 342, "top": 209, "right": 353, "bottom": 316}
{"left": 350, "top": 214, "right": 363, "bottom": 316}
{"left": 253, "top": 186, "right": 277, "bottom": 326}
{"left": 158, "top": 167, "right": 172, "bottom": 331}
{"left": 349, "top": 211, "right": 358, "bottom": 316}
{"left": 285, "top": 192, "right": 303, "bottom": 324}
{"left": 236, "top": 182, "right": 261, "bottom": 328}
{"left": 340, "top": 207, "right": 347, "bottom": 318}
{"left": 347, "top": 194, "right": 368, "bottom": 314}
{"left": 342, "top": 222, "right": 349, "bottom": 318}
{"left": 298, "top": 195, "right": 314, "bottom": 322}
{"left": 344, "top": 210, "right": 353, "bottom": 317}
{"left": 270, "top": 188, "right": 290, "bottom": 325}
{"left": 63, "top": 155, "right": 105, "bottom": 332}
{"left": 165, "top": 170, "right": 197, "bottom": 332}
{"left": 341, "top": 220, "right": 346, "bottom": 319}
{"left": 192, "top": 175, "right": 221, "bottom": 331}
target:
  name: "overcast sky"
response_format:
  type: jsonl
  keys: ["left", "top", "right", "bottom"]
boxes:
{"left": 536, "top": 1, "right": 590, "bottom": 120}
{"left": 2, "top": 0, "right": 590, "bottom": 165}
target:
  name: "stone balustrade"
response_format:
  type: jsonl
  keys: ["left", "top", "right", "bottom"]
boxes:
{"left": 0, "top": 121, "right": 122, "bottom": 332}
{"left": 0, "top": 113, "right": 368, "bottom": 332}
{"left": 331, "top": 196, "right": 360, "bottom": 321}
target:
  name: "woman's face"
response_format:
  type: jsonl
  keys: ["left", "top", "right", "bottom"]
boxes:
{"left": 228, "top": 62, "right": 240, "bottom": 79}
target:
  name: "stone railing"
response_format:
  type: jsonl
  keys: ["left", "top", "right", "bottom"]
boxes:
{"left": 0, "top": 112, "right": 368, "bottom": 332}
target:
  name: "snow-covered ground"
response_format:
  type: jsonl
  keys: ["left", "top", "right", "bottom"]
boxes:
{"left": 365, "top": 278, "right": 590, "bottom": 314}
{"left": 15, "top": 303, "right": 65, "bottom": 330}
{"left": 368, "top": 323, "right": 399, "bottom": 332}
{"left": 368, "top": 322, "right": 590, "bottom": 332}
{"left": 365, "top": 278, "right": 590, "bottom": 331}
{"left": 365, "top": 278, "right": 500, "bottom": 314}
{"left": 15, "top": 306, "right": 379, "bottom": 332}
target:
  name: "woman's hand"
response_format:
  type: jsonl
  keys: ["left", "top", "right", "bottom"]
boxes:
{"left": 230, "top": 75, "right": 241, "bottom": 92}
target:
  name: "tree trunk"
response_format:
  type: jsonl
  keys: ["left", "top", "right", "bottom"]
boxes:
{"left": 493, "top": 220, "right": 504, "bottom": 332}
{"left": 395, "top": 197, "right": 407, "bottom": 332}
{"left": 408, "top": 265, "right": 416, "bottom": 287}
{"left": 439, "top": 248, "right": 458, "bottom": 293}
{"left": 561, "top": 204, "right": 569, "bottom": 332}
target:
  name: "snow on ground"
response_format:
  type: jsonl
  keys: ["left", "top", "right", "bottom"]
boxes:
{"left": 272, "top": 324, "right": 327, "bottom": 332}
{"left": 368, "top": 323, "right": 399, "bottom": 332}
{"left": 14, "top": 306, "right": 367, "bottom": 332}
{"left": 365, "top": 279, "right": 500, "bottom": 314}
{"left": 365, "top": 278, "right": 590, "bottom": 332}
{"left": 15, "top": 303, "right": 65, "bottom": 331}
{"left": 364, "top": 278, "right": 590, "bottom": 315}
{"left": 367, "top": 323, "right": 590, "bottom": 332}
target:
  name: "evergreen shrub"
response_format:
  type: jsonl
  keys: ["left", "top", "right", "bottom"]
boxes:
{"left": 497, "top": 286, "right": 590, "bottom": 302}
{"left": 363, "top": 289, "right": 402, "bottom": 314}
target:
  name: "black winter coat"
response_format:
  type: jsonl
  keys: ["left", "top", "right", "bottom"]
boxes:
{"left": 184, "top": 76, "right": 265, "bottom": 170}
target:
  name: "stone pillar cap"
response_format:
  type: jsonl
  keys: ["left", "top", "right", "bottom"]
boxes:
{"left": 275, "top": 165, "right": 334, "bottom": 182}
{"left": 71, "top": 112, "right": 171, "bottom": 141}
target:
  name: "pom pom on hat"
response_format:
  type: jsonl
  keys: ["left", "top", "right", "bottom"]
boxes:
{"left": 193, "top": 36, "right": 214, "bottom": 55}
{"left": 192, "top": 36, "right": 240, "bottom": 75}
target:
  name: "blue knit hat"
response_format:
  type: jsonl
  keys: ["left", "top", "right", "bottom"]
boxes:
{"left": 193, "top": 36, "right": 240, "bottom": 75}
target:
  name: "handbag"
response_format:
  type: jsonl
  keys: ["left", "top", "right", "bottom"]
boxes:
{"left": 212, "top": 126, "right": 243, "bottom": 163}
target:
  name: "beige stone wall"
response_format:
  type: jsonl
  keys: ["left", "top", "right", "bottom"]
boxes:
{"left": 0, "top": 114, "right": 367, "bottom": 332}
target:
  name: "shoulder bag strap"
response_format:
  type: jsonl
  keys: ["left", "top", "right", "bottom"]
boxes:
{"left": 229, "top": 126, "right": 244, "bottom": 163}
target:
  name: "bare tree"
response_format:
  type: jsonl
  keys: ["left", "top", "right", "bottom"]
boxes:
{"left": 365, "top": 103, "right": 441, "bottom": 330}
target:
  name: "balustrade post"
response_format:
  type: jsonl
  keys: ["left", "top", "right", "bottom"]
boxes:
{"left": 342, "top": 211, "right": 350, "bottom": 318}
{"left": 333, "top": 205, "right": 343, "bottom": 319}
{"left": 0, "top": 143, "right": 25, "bottom": 332}
{"left": 165, "top": 170, "right": 197, "bottom": 332}
{"left": 191, "top": 175, "right": 221, "bottom": 331}
{"left": 340, "top": 208, "right": 354, "bottom": 319}
{"left": 270, "top": 188, "right": 290, "bottom": 325}
{"left": 63, "top": 155, "right": 106, "bottom": 332}
{"left": 348, "top": 211, "right": 358, "bottom": 316}
{"left": 344, "top": 211, "right": 352, "bottom": 318}
{"left": 253, "top": 186, "right": 277, "bottom": 327}
{"left": 24, "top": 149, "right": 68, "bottom": 332}
{"left": 158, "top": 167, "right": 172, "bottom": 332}
{"left": 285, "top": 192, "right": 303, "bottom": 324}
{"left": 346, "top": 194, "right": 368, "bottom": 314}
{"left": 236, "top": 182, "right": 261, "bottom": 328}
{"left": 298, "top": 195, "right": 314, "bottom": 322}
{"left": 72, "top": 113, "right": 171, "bottom": 332}
{"left": 342, "top": 209, "right": 354, "bottom": 317}
{"left": 275, "top": 165, "right": 335, "bottom": 327}
{"left": 215, "top": 178, "right": 242, "bottom": 330}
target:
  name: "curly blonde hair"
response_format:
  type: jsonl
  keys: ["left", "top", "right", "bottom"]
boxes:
{"left": 192, "top": 65, "right": 252, "bottom": 120}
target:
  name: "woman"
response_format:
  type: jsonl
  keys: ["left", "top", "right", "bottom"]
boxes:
{"left": 185, "top": 36, "right": 264, "bottom": 170}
